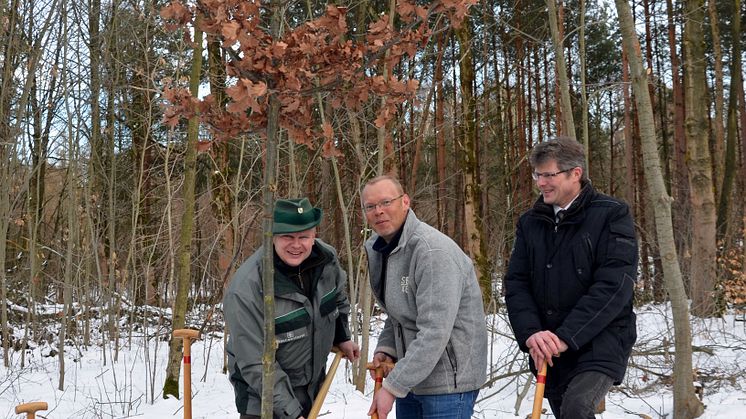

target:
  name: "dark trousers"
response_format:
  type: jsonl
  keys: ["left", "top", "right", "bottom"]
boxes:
{"left": 239, "top": 384, "right": 310, "bottom": 419}
{"left": 547, "top": 371, "right": 613, "bottom": 419}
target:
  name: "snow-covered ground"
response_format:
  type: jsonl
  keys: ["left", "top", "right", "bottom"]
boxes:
{"left": 1, "top": 304, "right": 745, "bottom": 418}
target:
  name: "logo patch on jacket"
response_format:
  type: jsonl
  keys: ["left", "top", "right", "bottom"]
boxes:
{"left": 277, "top": 329, "right": 307, "bottom": 344}
{"left": 400, "top": 276, "right": 410, "bottom": 294}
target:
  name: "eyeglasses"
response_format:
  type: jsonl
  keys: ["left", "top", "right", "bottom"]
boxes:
{"left": 532, "top": 168, "right": 573, "bottom": 181}
{"left": 363, "top": 194, "right": 404, "bottom": 213}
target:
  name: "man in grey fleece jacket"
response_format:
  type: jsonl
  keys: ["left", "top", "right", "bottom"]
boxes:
{"left": 362, "top": 176, "right": 488, "bottom": 419}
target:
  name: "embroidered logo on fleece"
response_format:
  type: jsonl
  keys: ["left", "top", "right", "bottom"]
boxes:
{"left": 400, "top": 276, "right": 410, "bottom": 294}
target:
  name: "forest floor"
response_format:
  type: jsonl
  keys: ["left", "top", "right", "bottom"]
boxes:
{"left": 1, "top": 302, "right": 745, "bottom": 418}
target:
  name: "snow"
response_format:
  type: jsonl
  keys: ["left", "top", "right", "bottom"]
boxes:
{"left": 2, "top": 304, "right": 745, "bottom": 418}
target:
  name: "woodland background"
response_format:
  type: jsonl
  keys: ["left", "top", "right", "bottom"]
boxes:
{"left": 1, "top": 0, "right": 746, "bottom": 418}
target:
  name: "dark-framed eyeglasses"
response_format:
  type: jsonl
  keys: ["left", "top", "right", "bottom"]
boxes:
{"left": 363, "top": 194, "right": 404, "bottom": 213}
{"left": 532, "top": 168, "right": 573, "bottom": 181}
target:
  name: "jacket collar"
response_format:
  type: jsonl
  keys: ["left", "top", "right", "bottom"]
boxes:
{"left": 532, "top": 182, "right": 595, "bottom": 221}
{"left": 273, "top": 240, "right": 332, "bottom": 295}
{"left": 367, "top": 209, "right": 421, "bottom": 254}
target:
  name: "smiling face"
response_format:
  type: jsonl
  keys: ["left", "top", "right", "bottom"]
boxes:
{"left": 362, "top": 179, "right": 410, "bottom": 243}
{"left": 272, "top": 228, "right": 316, "bottom": 267}
{"left": 533, "top": 159, "right": 582, "bottom": 208}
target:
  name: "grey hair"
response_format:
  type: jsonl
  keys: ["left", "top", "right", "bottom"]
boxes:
{"left": 529, "top": 136, "right": 589, "bottom": 183}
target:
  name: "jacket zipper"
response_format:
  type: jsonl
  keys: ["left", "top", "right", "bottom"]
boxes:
{"left": 290, "top": 250, "right": 328, "bottom": 387}
{"left": 585, "top": 234, "right": 593, "bottom": 260}
{"left": 397, "top": 324, "right": 407, "bottom": 355}
{"left": 446, "top": 342, "right": 457, "bottom": 389}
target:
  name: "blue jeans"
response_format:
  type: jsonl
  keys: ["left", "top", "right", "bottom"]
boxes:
{"left": 395, "top": 389, "right": 479, "bottom": 419}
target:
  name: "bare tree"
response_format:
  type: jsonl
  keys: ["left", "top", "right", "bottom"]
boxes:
{"left": 163, "top": 13, "right": 204, "bottom": 400}
{"left": 455, "top": 16, "right": 491, "bottom": 306}
{"left": 614, "top": 0, "right": 704, "bottom": 417}
{"left": 0, "top": 0, "right": 23, "bottom": 369}
{"left": 546, "top": 0, "right": 576, "bottom": 138}
{"left": 578, "top": 0, "right": 590, "bottom": 171}
{"left": 707, "top": 0, "right": 725, "bottom": 191}
{"left": 717, "top": 0, "right": 742, "bottom": 242}
{"left": 684, "top": 0, "right": 718, "bottom": 317}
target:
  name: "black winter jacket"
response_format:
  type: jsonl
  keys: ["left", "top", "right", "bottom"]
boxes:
{"left": 505, "top": 183, "right": 638, "bottom": 396}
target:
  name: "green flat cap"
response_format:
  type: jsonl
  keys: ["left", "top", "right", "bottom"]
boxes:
{"left": 272, "top": 198, "right": 323, "bottom": 234}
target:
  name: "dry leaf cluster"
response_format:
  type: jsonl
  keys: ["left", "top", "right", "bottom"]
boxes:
{"left": 159, "top": 0, "right": 477, "bottom": 157}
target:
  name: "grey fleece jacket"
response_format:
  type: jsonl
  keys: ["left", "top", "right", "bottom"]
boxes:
{"left": 365, "top": 210, "right": 488, "bottom": 398}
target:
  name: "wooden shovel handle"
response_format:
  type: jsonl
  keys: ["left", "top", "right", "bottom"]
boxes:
{"left": 15, "top": 401, "right": 48, "bottom": 419}
{"left": 531, "top": 361, "right": 548, "bottom": 419}
{"left": 173, "top": 328, "right": 200, "bottom": 419}
{"left": 173, "top": 328, "right": 200, "bottom": 340}
{"left": 308, "top": 348, "right": 344, "bottom": 419}
{"left": 365, "top": 361, "right": 395, "bottom": 419}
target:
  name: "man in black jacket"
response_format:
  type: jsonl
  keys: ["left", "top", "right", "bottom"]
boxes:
{"left": 505, "top": 137, "right": 638, "bottom": 419}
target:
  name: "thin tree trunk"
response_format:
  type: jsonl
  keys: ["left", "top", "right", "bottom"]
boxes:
{"left": 207, "top": 34, "right": 237, "bottom": 292}
{"left": 261, "top": 95, "right": 281, "bottom": 419}
{"left": 260, "top": 2, "right": 284, "bottom": 416}
{"left": 684, "top": 0, "right": 718, "bottom": 317}
{"left": 614, "top": 1, "right": 704, "bottom": 417}
{"left": 0, "top": 0, "right": 21, "bottom": 369}
{"left": 0, "top": 140, "right": 10, "bottom": 368}
{"left": 717, "top": 0, "right": 741, "bottom": 241}
{"left": 377, "top": 0, "right": 397, "bottom": 176}
{"left": 455, "top": 16, "right": 490, "bottom": 307}
{"left": 163, "top": 15, "right": 204, "bottom": 399}
{"left": 408, "top": 40, "right": 438, "bottom": 195}
{"left": 622, "top": 48, "right": 635, "bottom": 207}
{"left": 579, "top": 0, "right": 589, "bottom": 170}
{"left": 666, "top": 0, "right": 690, "bottom": 276}
{"left": 546, "top": 0, "right": 576, "bottom": 139}
{"left": 435, "top": 33, "right": 447, "bottom": 232}
{"left": 346, "top": 109, "right": 370, "bottom": 393}
{"left": 315, "top": 90, "right": 360, "bottom": 385}
{"left": 58, "top": 2, "right": 77, "bottom": 389}
{"left": 708, "top": 0, "right": 725, "bottom": 193}
{"left": 740, "top": 79, "right": 746, "bottom": 289}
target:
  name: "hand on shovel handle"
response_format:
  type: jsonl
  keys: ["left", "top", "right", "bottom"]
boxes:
{"left": 531, "top": 361, "right": 548, "bottom": 419}
{"left": 365, "top": 361, "right": 395, "bottom": 419}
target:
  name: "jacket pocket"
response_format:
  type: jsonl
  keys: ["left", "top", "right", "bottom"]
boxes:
{"left": 609, "top": 218, "right": 638, "bottom": 265}
{"left": 560, "top": 237, "right": 593, "bottom": 308}
{"left": 592, "top": 324, "right": 632, "bottom": 366}
{"left": 572, "top": 234, "right": 593, "bottom": 284}
{"left": 445, "top": 341, "right": 458, "bottom": 389}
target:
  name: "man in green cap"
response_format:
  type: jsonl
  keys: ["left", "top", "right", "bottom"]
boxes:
{"left": 224, "top": 197, "right": 360, "bottom": 419}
